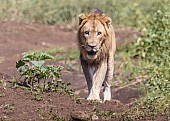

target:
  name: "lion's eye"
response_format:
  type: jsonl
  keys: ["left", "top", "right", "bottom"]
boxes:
{"left": 97, "top": 32, "right": 102, "bottom": 36}
{"left": 84, "top": 31, "right": 89, "bottom": 35}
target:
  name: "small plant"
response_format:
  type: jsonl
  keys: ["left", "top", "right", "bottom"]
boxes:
{"left": 16, "top": 52, "right": 73, "bottom": 94}
{"left": 0, "top": 79, "right": 6, "bottom": 97}
{"left": 0, "top": 79, "right": 6, "bottom": 89}
{"left": 0, "top": 92, "right": 5, "bottom": 97}
{"left": 0, "top": 104, "right": 15, "bottom": 115}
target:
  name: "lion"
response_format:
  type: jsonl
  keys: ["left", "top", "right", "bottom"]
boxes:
{"left": 77, "top": 9, "right": 116, "bottom": 102}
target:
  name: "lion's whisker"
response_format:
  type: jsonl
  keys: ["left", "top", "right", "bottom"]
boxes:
{"left": 79, "top": 44, "right": 85, "bottom": 47}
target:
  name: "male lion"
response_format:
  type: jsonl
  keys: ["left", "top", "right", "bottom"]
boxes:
{"left": 77, "top": 9, "right": 116, "bottom": 102}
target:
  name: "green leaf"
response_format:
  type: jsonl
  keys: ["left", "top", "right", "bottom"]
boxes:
{"left": 31, "top": 60, "right": 45, "bottom": 67}
{"left": 16, "top": 60, "right": 25, "bottom": 68}
{"left": 22, "top": 52, "right": 35, "bottom": 60}
{"left": 40, "top": 53, "right": 54, "bottom": 60}
{"left": 23, "top": 52, "right": 54, "bottom": 61}
{"left": 18, "top": 65, "right": 28, "bottom": 75}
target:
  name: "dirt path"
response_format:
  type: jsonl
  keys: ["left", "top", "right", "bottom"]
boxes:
{"left": 0, "top": 21, "right": 149, "bottom": 121}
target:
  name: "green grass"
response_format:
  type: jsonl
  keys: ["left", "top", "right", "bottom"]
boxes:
{"left": 0, "top": 0, "right": 169, "bottom": 29}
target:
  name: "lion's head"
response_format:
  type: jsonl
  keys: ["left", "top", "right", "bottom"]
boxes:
{"left": 77, "top": 9, "right": 113, "bottom": 64}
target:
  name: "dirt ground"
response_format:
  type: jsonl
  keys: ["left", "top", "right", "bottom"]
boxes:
{"left": 0, "top": 21, "right": 168, "bottom": 121}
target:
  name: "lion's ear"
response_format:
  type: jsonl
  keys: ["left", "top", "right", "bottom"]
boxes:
{"left": 79, "top": 13, "right": 86, "bottom": 25}
{"left": 105, "top": 16, "right": 112, "bottom": 26}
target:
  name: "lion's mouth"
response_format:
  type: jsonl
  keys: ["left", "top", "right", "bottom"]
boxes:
{"left": 87, "top": 50, "right": 97, "bottom": 56}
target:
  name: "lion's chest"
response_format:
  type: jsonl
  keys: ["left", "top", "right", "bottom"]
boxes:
{"left": 88, "top": 65, "right": 97, "bottom": 81}
{"left": 89, "top": 66, "right": 95, "bottom": 76}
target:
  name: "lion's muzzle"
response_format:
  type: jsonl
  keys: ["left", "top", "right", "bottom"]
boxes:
{"left": 86, "top": 44, "right": 98, "bottom": 53}
{"left": 85, "top": 43, "right": 99, "bottom": 59}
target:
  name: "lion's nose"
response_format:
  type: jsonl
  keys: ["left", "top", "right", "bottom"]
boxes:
{"left": 87, "top": 44, "right": 98, "bottom": 52}
{"left": 87, "top": 43, "right": 97, "bottom": 48}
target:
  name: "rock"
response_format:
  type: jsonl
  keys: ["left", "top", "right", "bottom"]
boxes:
{"left": 91, "top": 114, "right": 99, "bottom": 121}
{"left": 71, "top": 111, "right": 90, "bottom": 121}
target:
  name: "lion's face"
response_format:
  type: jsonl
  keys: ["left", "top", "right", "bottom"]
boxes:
{"left": 79, "top": 19, "right": 107, "bottom": 59}
{"left": 78, "top": 12, "right": 112, "bottom": 60}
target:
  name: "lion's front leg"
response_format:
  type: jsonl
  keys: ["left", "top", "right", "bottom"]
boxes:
{"left": 103, "top": 54, "right": 114, "bottom": 101}
{"left": 80, "top": 57, "right": 93, "bottom": 95}
{"left": 87, "top": 61, "right": 107, "bottom": 101}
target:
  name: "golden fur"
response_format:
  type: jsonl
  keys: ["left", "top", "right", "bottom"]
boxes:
{"left": 77, "top": 9, "right": 116, "bottom": 101}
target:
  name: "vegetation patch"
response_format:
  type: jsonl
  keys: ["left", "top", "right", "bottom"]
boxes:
{"left": 132, "top": 10, "right": 170, "bottom": 112}
{"left": 15, "top": 52, "right": 73, "bottom": 95}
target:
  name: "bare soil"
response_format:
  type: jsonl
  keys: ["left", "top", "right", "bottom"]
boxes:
{"left": 0, "top": 21, "right": 168, "bottom": 121}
